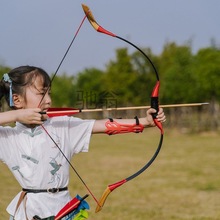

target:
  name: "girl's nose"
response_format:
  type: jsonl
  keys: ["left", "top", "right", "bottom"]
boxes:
{"left": 44, "top": 92, "right": 51, "bottom": 104}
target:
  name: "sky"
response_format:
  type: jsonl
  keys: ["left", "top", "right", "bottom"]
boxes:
{"left": 0, "top": 0, "right": 219, "bottom": 75}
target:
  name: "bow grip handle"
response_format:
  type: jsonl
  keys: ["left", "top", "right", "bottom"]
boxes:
{"left": 151, "top": 81, "right": 160, "bottom": 119}
{"left": 151, "top": 97, "right": 159, "bottom": 119}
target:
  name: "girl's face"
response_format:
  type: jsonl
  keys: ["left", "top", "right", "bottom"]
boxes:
{"left": 19, "top": 75, "right": 51, "bottom": 110}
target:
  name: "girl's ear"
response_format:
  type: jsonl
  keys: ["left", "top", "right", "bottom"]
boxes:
{"left": 13, "top": 94, "right": 24, "bottom": 109}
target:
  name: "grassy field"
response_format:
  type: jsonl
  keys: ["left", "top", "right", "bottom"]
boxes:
{"left": 0, "top": 129, "right": 219, "bottom": 219}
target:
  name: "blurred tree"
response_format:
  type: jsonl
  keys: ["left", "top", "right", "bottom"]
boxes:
{"left": 193, "top": 47, "right": 220, "bottom": 103}
{"left": 105, "top": 48, "right": 140, "bottom": 106}
{"left": 75, "top": 68, "right": 105, "bottom": 109}
{"left": 193, "top": 47, "right": 220, "bottom": 129}
{"left": 131, "top": 47, "right": 160, "bottom": 105}
{"left": 158, "top": 42, "right": 195, "bottom": 104}
{"left": 0, "top": 65, "right": 11, "bottom": 78}
{"left": 51, "top": 74, "right": 76, "bottom": 107}
{"left": 0, "top": 66, "right": 12, "bottom": 111}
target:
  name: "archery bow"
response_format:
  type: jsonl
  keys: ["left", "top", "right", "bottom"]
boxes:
{"left": 82, "top": 4, "right": 164, "bottom": 212}
{"left": 36, "top": 3, "right": 208, "bottom": 214}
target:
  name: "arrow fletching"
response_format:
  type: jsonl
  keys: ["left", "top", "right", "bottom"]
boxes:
{"left": 41, "top": 108, "right": 81, "bottom": 117}
{"left": 55, "top": 194, "right": 89, "bottom": 220}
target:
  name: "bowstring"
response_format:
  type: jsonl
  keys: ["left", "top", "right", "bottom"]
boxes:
{"left": 37, "top": 14, "right": 100, "bottom": 206}
{"left": 38, "top": 15, "right": 87, "bottom": 106}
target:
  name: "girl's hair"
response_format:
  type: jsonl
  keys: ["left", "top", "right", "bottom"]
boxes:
{"left": 0, "top": 65, "right": 51, "bottom": 109}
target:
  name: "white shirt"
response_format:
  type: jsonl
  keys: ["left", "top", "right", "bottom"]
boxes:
{"left": 0, "top": 116, "right": 95, "bottom": 220}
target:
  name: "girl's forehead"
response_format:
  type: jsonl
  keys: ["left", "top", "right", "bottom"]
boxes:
{"left": 31, "top": 75, "right": 48, "bottom": 90}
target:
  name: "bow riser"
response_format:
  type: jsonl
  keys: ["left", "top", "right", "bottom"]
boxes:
{"left": 151, "top": 81, "right": 164, "bottom": 134}
{"left": 151, "top": 81, "right": 160, "bottom": 119}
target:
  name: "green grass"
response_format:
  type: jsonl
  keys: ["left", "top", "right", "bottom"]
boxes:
{"left": 0, "top": 129, "right": 220, "bottom": 219}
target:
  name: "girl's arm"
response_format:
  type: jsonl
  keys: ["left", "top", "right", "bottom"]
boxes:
{"left": 92, "top": 108, "right": 166, "bottom": 134}
{"left": 0, "top": 108, "right": 44, "bottom": 125}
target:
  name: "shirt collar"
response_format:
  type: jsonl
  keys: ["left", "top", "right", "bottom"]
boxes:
{"left": 15, "top": 122, "right": 44, "bottom": 137}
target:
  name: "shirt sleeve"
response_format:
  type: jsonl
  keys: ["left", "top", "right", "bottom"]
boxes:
{"left": 0, "top": 127, "right": 15, "bottom": 162}
{"left": 67, "top": 117, "right": 95, "bottom": 155}
{"left": 49, "top": 116, "right": 95, "bottom": 156}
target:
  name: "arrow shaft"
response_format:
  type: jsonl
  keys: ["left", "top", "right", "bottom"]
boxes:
{"left": 44, "top": 103, "right": 209, "bottom": 117}
{"left": 80, "top": 102, "right": 208, "bottom": 112}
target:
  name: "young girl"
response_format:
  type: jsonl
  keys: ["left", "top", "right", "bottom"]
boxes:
{"left": 0, "top": 65, "right": 166, "bottom": 220}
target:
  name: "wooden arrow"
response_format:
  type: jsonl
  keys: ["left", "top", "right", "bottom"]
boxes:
{"left": 43, "top": 102, "right": 209, "bottom": 117}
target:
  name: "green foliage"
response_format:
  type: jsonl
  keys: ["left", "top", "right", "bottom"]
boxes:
{"left": 75, "top": 68, "right": 106, "bottom": 109}
{"left": 0, "top": 66, "right": 12, "bottom": 110}
{"left": 0, "top": 66, "right": 11, "bottom": 78}
{"left": 159, "top": 42, "right": 196, "bottom": 103}
{"left": 131, "top": 47, "right": 159, "bottom": 104}
{"left": 105, "top": 48, "right": 139, "bottom": 106}
{"left": 51, "top": 74, "right": 76, "bottom": 107}
{"left": 192, "top": 47, "right": 220, "bottom": 102}
{"left": 1, "top": 42, "right": 220, "bottom": 109}
{"left": 76, "top": 68, "right": 105, "bottom": 92}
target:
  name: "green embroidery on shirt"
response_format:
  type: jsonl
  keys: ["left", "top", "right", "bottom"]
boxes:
{"left": 23, "top": 129, "right": 42, "bottom": 137}
{"left": 12, "top": 166, "right": 24, "bottom": 178}
{"left": 22, "top": 155, "right": 39, "bottom": 164}
{"left": 49, "top": 159, "right": 62, "bottom": 175}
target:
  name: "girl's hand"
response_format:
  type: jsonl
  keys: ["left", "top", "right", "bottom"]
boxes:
{"left": 145, "top": 108, "right": 166, "bottom": 127}
{"left": 15, "top": 108, "right": 47, "bottom": 125}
